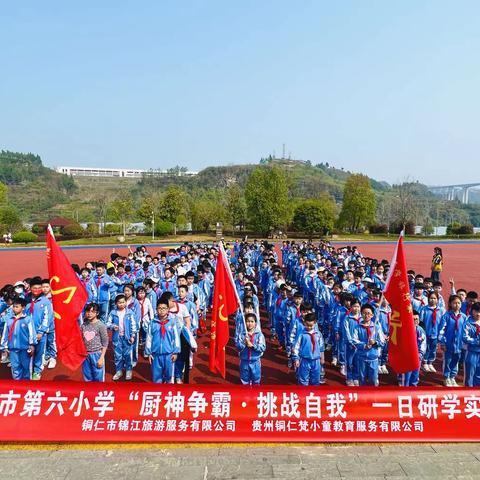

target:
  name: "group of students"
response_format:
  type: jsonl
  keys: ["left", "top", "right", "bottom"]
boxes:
{"left": 1, "top": 240, "right": 479, "bottom": 387}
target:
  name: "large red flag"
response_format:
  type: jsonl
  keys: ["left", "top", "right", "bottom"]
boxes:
{"left": 383, "top": 232, "right": 420, "bottom": 374}
{"left": 46, "top": 225, "right": 88, "bottom": 370}
{"left": 209, "top": 243, "right": 240, "bottom": 377}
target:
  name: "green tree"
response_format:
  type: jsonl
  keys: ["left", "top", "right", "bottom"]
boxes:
{"left": 225, "top": 183, "right": 247, "bottom": 234}
{"left": 0, "top": 205, "right": 22, "bottom": 232}
{"left": 338, "top": 174, "right": 376, "bottom": 233}
{"left": 244, "top": 166, "right": 290, "bottom": 235}
{"left": 160, "top": 186, "right": 188, "bottom": 233}
{"left": 109, "top": 191, "right": 134, "bottom": 237}
{"left": 0, "top": 182, "right": 7, "bottom": 204}
{"left": 137, "top": 193, "right": 161, "bottom": 232}
{"left": 292, "top": 196, "right": 336, "bottom": 238}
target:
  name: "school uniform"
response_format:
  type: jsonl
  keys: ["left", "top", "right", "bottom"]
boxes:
{"left": 292, "top": 328, "right": 325, "bottom": 386}
{"left": 352, "top": 322, "right": 385, "bottom": 386}
{"left": 145, "top": 315, "right": 181, "bottom": 383}
{"left": 81, "top": 320, "right": 108, "bottom": 381}
{"left": 438, "top": 311, "right": 467, "bottom": 381}
{"left": 107, "top": 308, "right": 137, "bottom": 373}
{"left": 462, "top": 318, "right": 480, "bottom": 387}
{"left": 25, "top": 295, "right": 53, "bottom": 376}
{"left": 420, "top": 305, "right": 444, "bottom": 366}
{"left": 235, "top": 329, "right": 266, "bottom": 385}
{"left": 400, "top": 325, "right": 426, "bottom": 386}
{"left": 343, "top": 313, "right": 361, "bottom": 384}
{"left": 93, "top": 274, "right": 113, "bottom": 322}
{"left": 0, "top": 311, "right": 36, "bottom": 380}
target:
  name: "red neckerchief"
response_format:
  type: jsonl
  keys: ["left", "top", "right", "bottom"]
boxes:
{"left": 159, "top": 318, "right": 168, "bottom": 338}
{"left": 165, "top": 281, "right": 170, "bottom": 290}
{"left": 276, "top": 296, "right": 283, "bottom": 307}
{"left": 170, "top": 302, "right": 180, "bottom": 315}
{"left": 363, "top": 324, "right": 373, "bottom": 340}
{"left": 96, "top": 276, "right": 101, "bottom": 288}
{"left": 475, "top": 323, "right": 480, "bottom": 336}
{"left": 467, "top": 304, "right": 472, "bottom": 316}
{"left": 308, "top": 331, "right": 316, "bottom": 354}
{"left": 8, "top": 315, "right": 22, "bottom": 342}
{"left": 451, "top": 312, "right": 462, "bottom": 332}
{"left": 248, "top": 332, "right": 255, "bottom": 360}
{"left": 432, "top": 308, "right": 437, "bottom": 326}
{"left": 139, "top": 300, "right": 145, "bottom": 319}
{"left": 295, "top": 305, "right": 301, "bottom": 318}
{"left": 352, "top": 314, "right": 360, "bottom": 324}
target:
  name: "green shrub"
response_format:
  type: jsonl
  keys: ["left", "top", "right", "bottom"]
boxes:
{"left": 13, "top": 231, "right": 38, "bottom": 243}
{"left": 31, "top": 223, "right": 46, "bottom": 234}
{"left": 86, "top": 223, "right": 99, "bottom": 236}
{"left": 369, "top": 223, "right": 388, "bottom": 234}
{"left": 61, "top": 223, "right": 85, "bottom": 237}
{"left": 155, "top": 220, "right": 174, "bottom": 236}
{"left": 104, "top": 223, "right": 121, "bottom": 234}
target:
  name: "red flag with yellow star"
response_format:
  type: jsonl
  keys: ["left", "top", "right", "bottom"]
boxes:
{"left": 209, "top": 242, "right": 240, "bottom": 377}
{"left": 47, "top": 225, "right": 88, "bottom": 370}
{"left": 383, "top": 232, "right": 420, "bottom": 374}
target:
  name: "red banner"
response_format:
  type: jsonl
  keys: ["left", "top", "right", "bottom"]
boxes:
{"left": 1, "top": 381, "right": 479, "bottom": 442}
{"left": 47, "top": 225, "right": 88, "bottom": 370}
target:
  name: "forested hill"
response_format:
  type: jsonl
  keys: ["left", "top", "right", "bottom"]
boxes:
{"left": 0, "top": 150, "right": 76, "bottom": 217}
{"left": 140, "top": 158, "right": 389, "bottom": 201}
{"left": 0, "top": 150, "right": 387, "bottom": 222}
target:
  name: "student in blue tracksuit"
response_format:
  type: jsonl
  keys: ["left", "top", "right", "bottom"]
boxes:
{"left": 343, "top": 299, "right": 361, "bottom": 386}
{"left": 420, "top": 291, "right": 444, "bottom": 373}
{"left": 462, "top": 302, "right": 480, "bottom": 387}
{"left": 0, "top": 297, "right": 36, "bottom": 380}
{"left": 25, "top": 277, "right": 53, "bottom": 380}
{"left": 81, "top": 303, "right": 108, "bottom": 382}
{"left": 107, "top": 294, "right": 137, "bottom": 381}
{"left": 399, "top": 310, "right": 426, "bottom": 386}
{"left": 438, "top": 295, "right": 467, "bottom": 387}
{"left": 145, "top": 297, "right": 181, "bottom": 383}
{"left": 292, "top": 312, "right": 325, "bottom": 386}
{"left": 93, "top": 263, "right": 113, "bottom": 323}
{"left": 132, "top": 260, "right": 146, "bottom": 288}
{"left": 41, "top": 278, "right": 57, "bottom": 370}
{"left": 235, "top": 313, "right": 266, "bottom": 385}
{"left": 352, "top": 304, "right": 385, "bottom": 387}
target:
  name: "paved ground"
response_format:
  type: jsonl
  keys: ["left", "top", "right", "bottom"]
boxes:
{"left": 2, "top": 443, "right": 480, "bottom": 479}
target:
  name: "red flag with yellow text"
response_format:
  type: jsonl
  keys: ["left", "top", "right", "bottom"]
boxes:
{"left": 383, "top": 232, "right": 420, "bottom": 374}
{"left": 46, "top": 225, "right": 88, "bottom": 370}
{"left": 209, "top": 243, "right": 240, "bottom": 377}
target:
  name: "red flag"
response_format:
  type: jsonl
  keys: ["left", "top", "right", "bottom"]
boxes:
{"left": 209, "top": 243, "right": 240, "bottom": 377}
{"left": 46, "top": 225, "right": 88, "bottom": 370}
{"left": 383, "top": 232, "right": 420, "bottom": 374}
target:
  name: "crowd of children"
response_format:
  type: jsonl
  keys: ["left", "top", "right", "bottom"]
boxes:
{"left": 0, "top": 240, "right": 479, "bottom": 387}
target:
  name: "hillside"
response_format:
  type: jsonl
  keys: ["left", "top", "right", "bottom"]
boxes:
{"left": 0, "top": 150, "right": 76, "bottom": 220}
{"left": 0, "top": 150, "right": 392, "bottom": 223}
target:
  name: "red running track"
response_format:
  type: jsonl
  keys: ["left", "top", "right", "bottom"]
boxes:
{"left": 0, "top": 241, "right": 478, "bottom": 385}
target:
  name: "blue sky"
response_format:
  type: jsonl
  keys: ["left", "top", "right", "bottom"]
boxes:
{"left": 1, "top": 1, "right": 479, "bottom": 185}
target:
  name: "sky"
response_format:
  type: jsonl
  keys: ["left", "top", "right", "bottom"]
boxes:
{"left": 1, "top": 1, "right": 479, "bottom": 186}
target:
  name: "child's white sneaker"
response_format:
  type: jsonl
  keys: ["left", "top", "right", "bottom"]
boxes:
{"left": 444, "top": 378, "right": 452, "bottom": 387}
{"left": 125, "top": 370, "right": 133, "bottom": 380}
{"left": 429, "top": 364, "right": 437, "bottom": 373}
{"left": 48, "top": 358, "right": 57, "bottom": 369}
{"left": 112, "top": 371, "right": 123, "bottom": 381}
{"left": 331, "top": 357, "right": 338, "bottom": 366}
